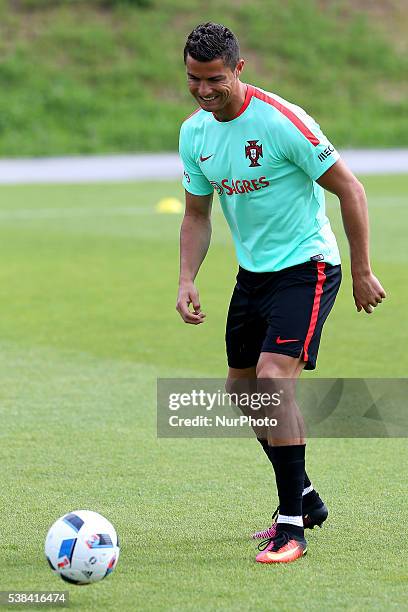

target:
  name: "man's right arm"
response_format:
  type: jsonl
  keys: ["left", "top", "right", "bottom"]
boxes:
{"left": 176, "top": 190, "right": 213, "bottom": 325}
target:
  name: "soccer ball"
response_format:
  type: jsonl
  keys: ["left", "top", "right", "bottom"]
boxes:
{"left": 45, "top": 510, "right": 120, "bottom": 585}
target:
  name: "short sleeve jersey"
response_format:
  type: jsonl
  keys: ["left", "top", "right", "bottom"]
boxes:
{"left": 179, "top": 84, "right": 341, "bottom": 272}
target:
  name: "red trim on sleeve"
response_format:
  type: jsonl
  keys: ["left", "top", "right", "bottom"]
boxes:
{"left": 252, "top": 87, "right": 320, "bottom": 146}
{"left": 303, "top": 262, "right": 326, "bottom": 362}
{"left": 183, "top": 107, "right": 202, "bottom": 123}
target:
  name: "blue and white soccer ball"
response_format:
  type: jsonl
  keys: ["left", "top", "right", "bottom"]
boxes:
{"left": 45, "top": 510, "right": 120, "bottom": 585}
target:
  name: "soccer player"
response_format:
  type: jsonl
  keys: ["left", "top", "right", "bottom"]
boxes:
{"left": 176, "top": 22, "right": 386, "bottom": 564}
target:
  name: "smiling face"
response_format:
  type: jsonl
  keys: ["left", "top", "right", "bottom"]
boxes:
{"left": 186, "top": 54, "right": 245, "bottom": 118}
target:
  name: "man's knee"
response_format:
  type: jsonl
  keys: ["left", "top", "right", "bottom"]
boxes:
{"left": 225, "top": 366, "right": 256, "bottom": 394}
{"left": 225, "top": 377, "right": 235, "bottom": 395}
{"left": 225, "top": 376, "right": 256, "bottom": 397}
{"left": 256, "top": 352, "right": 304, "bottom": 380}
{"left": 256, "top": 363, "right": 288, "bottom": 379}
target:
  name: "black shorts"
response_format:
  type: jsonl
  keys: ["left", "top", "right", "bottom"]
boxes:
{"left": 225, "top": 260, "right": 341, "bottom": 371}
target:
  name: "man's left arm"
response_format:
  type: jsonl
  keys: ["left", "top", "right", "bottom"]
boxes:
{"left": 316, "top": 158, "right": 386, "bottom": 314}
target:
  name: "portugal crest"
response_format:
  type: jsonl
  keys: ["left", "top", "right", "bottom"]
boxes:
{"left": 245, "top": 140, "right": 263, "bottom": 167}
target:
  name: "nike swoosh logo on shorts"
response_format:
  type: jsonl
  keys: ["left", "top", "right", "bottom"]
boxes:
{"left": 200, "top": 154, "right": 214, "bottom": 162}
{"left": 276, "top": 336, "right": 299, "bottom": 344}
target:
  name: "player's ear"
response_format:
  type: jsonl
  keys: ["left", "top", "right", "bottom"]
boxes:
{"left": 235, "top": 59, "right": 245, "bottom": 78}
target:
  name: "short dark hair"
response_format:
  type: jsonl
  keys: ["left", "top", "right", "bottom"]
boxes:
{"left": 183, "top": 22, "right": 240, "bottom": 70}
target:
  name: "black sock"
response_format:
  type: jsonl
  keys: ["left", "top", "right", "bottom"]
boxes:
{"left": 302, "top": 470, "right": 323, "bottom": 509}
{"left": 275, "top": 522, "right": 304, "bottom": 539}
{"left": 257, "top": 438, "right": 269, "bottom": 454}
{"left": 303, "top": 488, "right": 322, "bottom": 509}
{"left": 268, "top": 444, "right": 305, "bottom": 533}
{"left": 257, "top": 438, "right": 317, "bottom": 512}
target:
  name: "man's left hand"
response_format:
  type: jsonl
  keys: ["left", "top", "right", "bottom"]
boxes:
{"left": 352, "top": 272, "right": 386, "bottom": 314}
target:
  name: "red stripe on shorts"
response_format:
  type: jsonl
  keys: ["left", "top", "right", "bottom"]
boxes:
{"left": 303, "top": 262, "right": 327, "bottom": 362}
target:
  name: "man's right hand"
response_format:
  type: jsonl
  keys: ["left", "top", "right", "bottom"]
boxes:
{"left": 176, "top": 282, "right": 206, "bottom": 325}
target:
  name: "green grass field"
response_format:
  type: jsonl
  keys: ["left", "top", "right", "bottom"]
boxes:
{"left": 0, "top": 175, "right": 407, "bottom": 610}
{"left": 0, "top": 0, "right": 407, "bottom": 155}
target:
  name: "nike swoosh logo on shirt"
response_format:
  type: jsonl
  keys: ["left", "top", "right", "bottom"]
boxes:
{"left": 200, "top": 154, "right": 214, "bottom": 162}
{"left": 276, "top": 336, "right": 299, "bottom": 344}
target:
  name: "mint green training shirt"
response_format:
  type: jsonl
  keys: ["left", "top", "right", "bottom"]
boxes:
{"left": 179, "top": 84, "right": 341, "bottom": 272}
